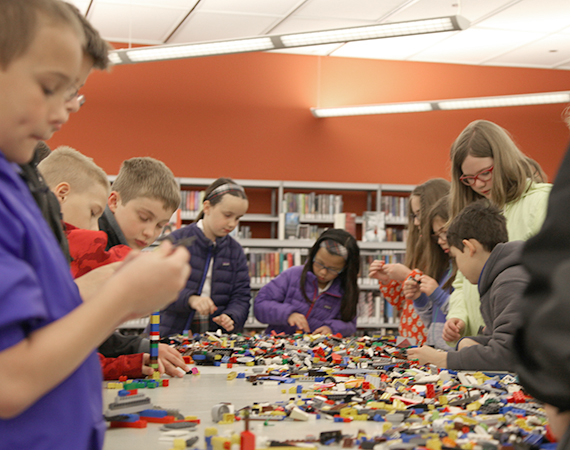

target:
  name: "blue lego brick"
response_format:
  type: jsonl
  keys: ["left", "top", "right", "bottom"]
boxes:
{"left": 236, "top": 373, "right": 246, "bottom": 379}
{"left": 118, "top": 390, "right": 131, "bottom": 397}
{"left": 149, "top": 323, "right": 160, "bottom": 332}
{"left": 140, "top": 409, "right": 168, "bottom": 418}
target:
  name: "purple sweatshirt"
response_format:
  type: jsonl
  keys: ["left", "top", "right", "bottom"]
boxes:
{"left": 253, "top": 265, "right": 357, "bottom": 336}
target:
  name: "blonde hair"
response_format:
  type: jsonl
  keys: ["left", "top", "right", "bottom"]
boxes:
{"left": 38, "top": 145, "right": 109, "bottom": 194}
{"left": 112, "top": 157, "right": 180, "bottom": 213}
{"left": 405, "top": 178, "right": 450, "bottom": 271}
{"left": 0, "top": 0, "right": 84, "bottom": 70}
{"left": 449, "top": 120, "right": 544, "bottom": 218}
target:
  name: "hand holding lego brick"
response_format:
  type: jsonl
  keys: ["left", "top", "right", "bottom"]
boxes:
{"left": 442, "top": 318, "right": 465, "bottom": 342}
{"left": 288, "top": 313, "right": 310, "bottom": 333}
{"left": 403, "top": 276, "right": 422, "bottom": 300}
{"left": 407, "top": 346, "right": 447, "bottom": 368}
{"left": 213, "top": 314, "right": 234, "bottom": 332}
{"left": 158, "top": 343, "right": 190, "bottom": 377}
{"left": 189, "top": 295, "right": 218, "bottom": 316}
{"left": 110, "top": 241, "right": 191, "bottom": 320}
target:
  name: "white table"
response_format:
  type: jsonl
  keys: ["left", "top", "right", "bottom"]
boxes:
{"left": 102, "top": 366, "right": 387, "bottom": 450}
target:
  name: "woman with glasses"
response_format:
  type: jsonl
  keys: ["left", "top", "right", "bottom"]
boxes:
{"left": 254, "top": 229, "right": 360, "bottom": 337}
{"left": 402, "top": 196, "right": 454, "bottom": 350}
{"left": 443, "top": 120, "right": 552, "bottom": 343}
{"left": 369, "top": 179, "right": 450, "bottom": 346}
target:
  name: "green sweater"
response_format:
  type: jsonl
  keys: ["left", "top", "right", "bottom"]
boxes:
{"left": 447, "top": 182, "right": 552, "bottom": 340}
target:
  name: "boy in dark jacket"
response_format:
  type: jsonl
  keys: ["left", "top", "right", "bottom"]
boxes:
{"left": 408, "top": 201, "right": 527, "bottom": 371}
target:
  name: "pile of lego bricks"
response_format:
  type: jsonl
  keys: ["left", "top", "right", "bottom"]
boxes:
{"left": 168, "top": 332, "right": 556, "bottom": 450}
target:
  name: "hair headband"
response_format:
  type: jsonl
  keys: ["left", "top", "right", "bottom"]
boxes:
{"left": 320, "top": 240, "right": 348, "bottom": 260}
{"left": 205, "top": 183, "right": 245, "bottom": 202}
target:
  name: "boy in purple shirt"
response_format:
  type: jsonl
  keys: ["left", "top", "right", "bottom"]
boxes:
{"left": 0, "top": 2, "right": 190, "bottom": 448}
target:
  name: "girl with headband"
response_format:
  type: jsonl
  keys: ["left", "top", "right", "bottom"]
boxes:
{"left": 159, "top": 178, "right": 251, "bottom": 336}
{"left": 254, "top": 228, "right": 360, "bottom": 337}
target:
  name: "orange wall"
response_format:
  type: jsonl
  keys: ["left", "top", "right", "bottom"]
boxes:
{"left": 48, "top": 52, "right": 570, "bottom": 184}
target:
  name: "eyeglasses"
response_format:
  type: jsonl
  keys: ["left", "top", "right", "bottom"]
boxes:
{"left": 313, "top": 258, "right": 343, "bottom": 276}
{"left": 459, "top": 166, "right": 494, "bottom": 186}
{"left": 431, "top": 229, "right": 448, "bottom": 242}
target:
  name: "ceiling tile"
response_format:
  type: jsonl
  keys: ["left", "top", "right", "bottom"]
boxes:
{"left": 170, "top": 12, "right": 282, "bottom": 43}
{"left": 477, "top": 0, "right": 570, "bottom": 33}
{"left": 411, "top": 27, "right": 545, "bottom": 65}
{"left": 197, "top": 0, "right": 305, "bottom": 16}
{"left": 270, "top": 16, "right": 375, "bottom": 35}
{"left": 486, "top": 32, "right": 570, "bottom": 68}
{"left": 294, "top": 0, "right": 408, "bottom": 22}
{"left": 330, "top": 31, "right": 457, "bottom": 60}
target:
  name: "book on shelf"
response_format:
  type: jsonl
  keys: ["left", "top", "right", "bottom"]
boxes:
{"left": 381, "top": 195, "right": 409, "bottom": 222}
{"left": 283, "top": 192, "right": 343, "bottom": 219}
{"left": 180, "top": 190, "right": 205, "bottom": 214}
{"left": 284, "top": 212, "right": 300, "bottom": 239}
{"left": 333, "top": 212, "right": 356, "bottom": 237}
{"left": 246, "top": 249, "right": 305, "bottom": 284}
{"left": 385, "top": 227, "right": 408, "bottom": 242}
{"left": 362, "top": 211, "right": 386, "bottom": 242}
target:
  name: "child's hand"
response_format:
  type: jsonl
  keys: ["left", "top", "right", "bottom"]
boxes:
{"left": 212, "top": 314, "right": 234, "bottom": 332}
{"left": 111, "top": 242, "right": 190, "bottom": 320}
{"left": 418, "top": 275, "right": 439, "bottom": 296}
{"left": 407, "top": 346, "right": 447, "bottom": 368}
{"left": 313, "top": 325, "right": 332, "bottom": 335}
{"left": 384, "top": 263, "right": 413, "bottom": 282}
{"left": 442, "top": 318, "right": 465, "bottom": 342}
{"left": 288, "top": 313, "right": 310, "bottom": 333}
{"left": 142, "top": 353, "right": 165, "bottom": 377}
{"left": 403, "top": 276, "right": 421, "bottom": 300}
{"left": 158, "top": 343, "right": 190, "bottom": 378}
{"left": 75, "top": 262, "right": 123, "bottom": 302}
{"left": 188, "top": 295, "right": 217, "bottom": 316}
{"left": 368, "top": 260, "right": 390, "bottom": 283}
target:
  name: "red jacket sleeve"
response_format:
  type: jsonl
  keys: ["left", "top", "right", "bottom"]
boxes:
{"left": 66, "top": 223, "right": 131, "bottom": 278}
{"left": 98, "top": 353, "right": 145, "bottom": 381}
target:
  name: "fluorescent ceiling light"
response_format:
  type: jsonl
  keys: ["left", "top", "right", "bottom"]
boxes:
{"left": 126, "top": 38, "right": 274, "bottom": 62}
{"left": 280, "top": 16, "right": 467, "bottom": 47}
{"left": 109, "top": 15, "right": 468, "bottom": 64}
{"left": 312, "top": 102, "right": 433, "bottom": 118}
{"left": 311, "top": 91, "right": 570, "bottom": 118}
{"left": 438, "top": 91, "right": 570, "bottom": 110}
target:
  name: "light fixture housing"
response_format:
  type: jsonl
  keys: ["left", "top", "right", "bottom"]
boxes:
{"left": 311, "top": 91, "right": 570, "bottom": 118}
{"left": 109, "top": 15, "right": 469, "bottom": 65}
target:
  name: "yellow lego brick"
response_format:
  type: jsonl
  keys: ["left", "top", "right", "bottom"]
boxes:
{"left": 212, "top": 436, "right": 231, "bottom": 450}
{"left": 227, "top": 371, "right": 237, "bottom": 381}
{"left": 152, "top": 371, "right": 161, "bottom": 380}
{"left": 289, "top": 387, "right": 297, "bottom": 394}
{"left": 150, "top": 315, "right": 160, "bottom": 324}
{"left": 438, "top": 395, "right": 448, "bottom": 405}
{"left": 171, "top": 438, "right": 186, "bottom": 450}
{"left": 204, "top": 427, "right": 218, "bottom": 437}
{"left": 281, "top": 389, "right": 287, "bottom": 394}
{"left": 185, "top": 415, "right": 199, "bottom": 421}
{"left": 245, "top": 361, "right": 254, "bottom": 367}
{"left": 466, "top": 401, "right": 481, "bottom": 411}
{"left": 340, "top": 407, "right": 356, "bottom": 417}
{"left": 382, "top": 423, "right": 392, "bottom": 433}
{"left": 355, "top": 414, "right": 368, "bottom": 421}
{"left": 426, "top": 438, "right": 442, "bottom": 450}
{"left": 214, "top": 354, "right": 222, "bottom": 360}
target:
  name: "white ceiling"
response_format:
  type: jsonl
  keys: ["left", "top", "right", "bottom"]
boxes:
{"left": 69, "top": 0, "right": 570, "bottom": 70}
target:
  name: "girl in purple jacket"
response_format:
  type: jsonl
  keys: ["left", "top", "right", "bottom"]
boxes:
{"left": 254, "top": 229, "right": 360, "bottom": 337}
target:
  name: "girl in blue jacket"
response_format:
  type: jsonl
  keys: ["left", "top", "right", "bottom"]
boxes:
{"left": 254, "top": 229, "right": 360, "bottom": 337}
{"left": 403, "top": 196, "right": 454, "bottom": 350}
{"left": 159, "top": 178, "right": 251, "bottom": 336}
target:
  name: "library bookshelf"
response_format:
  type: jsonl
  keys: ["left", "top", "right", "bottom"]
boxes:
{"left": 120, "top": 178, "right": 414, "bottom": 336}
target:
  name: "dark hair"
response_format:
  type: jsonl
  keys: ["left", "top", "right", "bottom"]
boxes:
{"left": 195, "top": 177, "right": 248, "bottom": 222}
{"left": 447, "top": 200, "right": 508, "bottom": 252}
{"left": 422, "top": 195, "right": 451, "bottom": 282}
{"left": 406, "top": 178, "right": 450, "bottom": 270}
{"left": 300, "top": 229, "right": 360, "bottom": 322}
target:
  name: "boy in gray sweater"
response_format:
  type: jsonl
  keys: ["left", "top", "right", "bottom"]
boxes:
{"left": 408, "top": 201, "right": 527, "bottom": 371}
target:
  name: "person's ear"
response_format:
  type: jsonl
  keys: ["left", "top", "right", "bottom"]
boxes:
{"left": 53, "top": 182, "right": 70, "bottom": 203}
{"left": 462, "top": 239, "right": 477, "bottom": 256}
{"left": 108, "top": 191, "right": 120, "bottom": 213}
{"left": 202, "top": 200, "right": 211, "bottom": 216}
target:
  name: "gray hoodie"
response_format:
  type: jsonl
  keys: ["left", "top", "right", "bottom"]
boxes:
{"left": 447, "top": 241, "right": 528, "bottom": 371}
